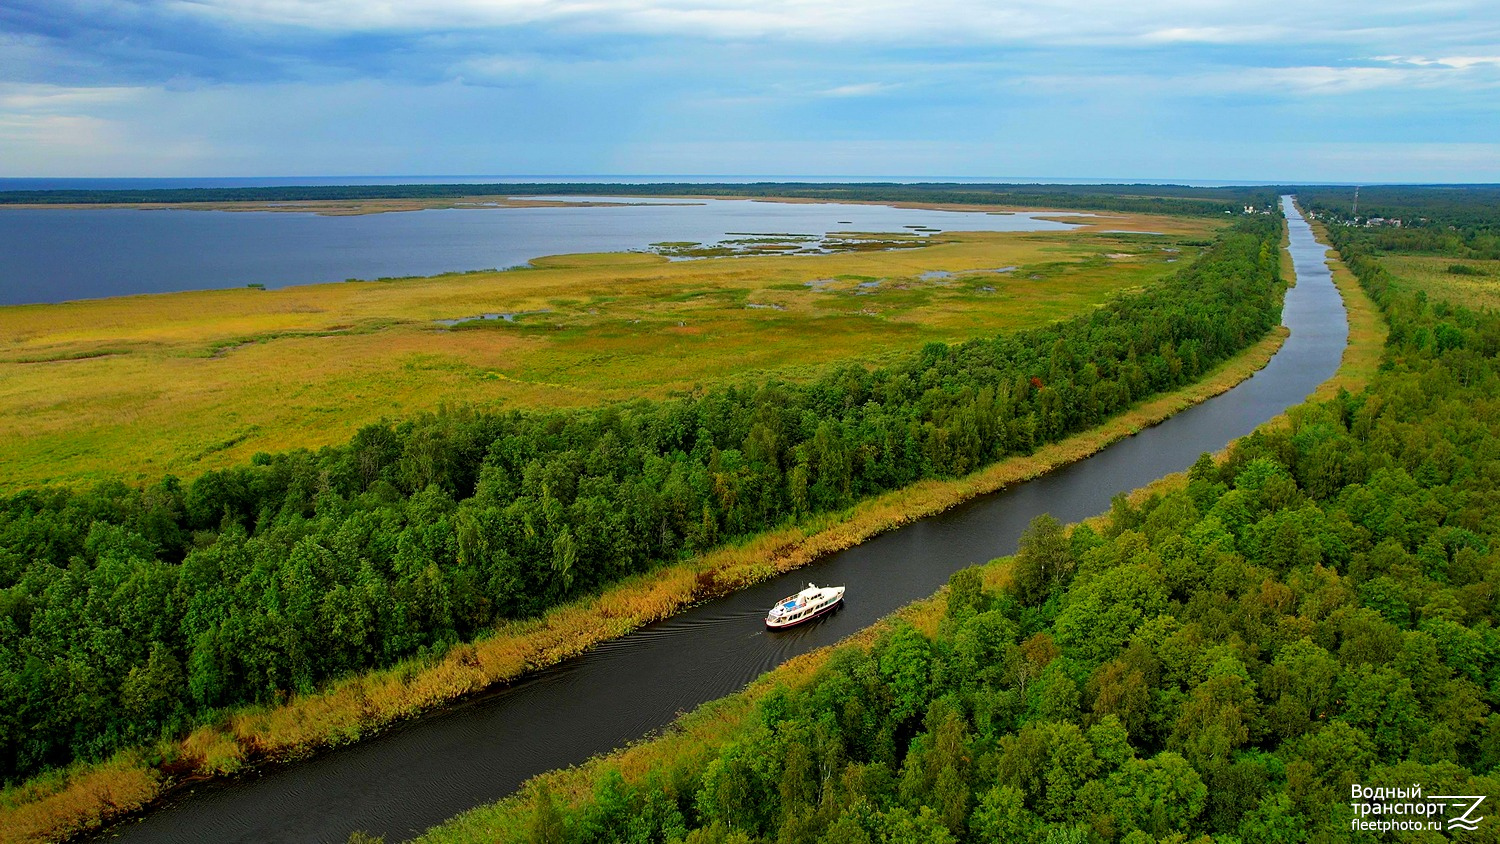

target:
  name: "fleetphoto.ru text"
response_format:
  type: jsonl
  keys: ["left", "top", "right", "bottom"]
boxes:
{"left": 1351, "top": 784, "right": 1486, "bottom": 834}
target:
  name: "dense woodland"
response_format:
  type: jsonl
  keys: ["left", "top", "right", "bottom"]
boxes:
{"left": 1299, "top": 186, "right": 1500, "bottom": 260}
{"left": 0, "top": 216, "right": 1284, "bottom": 785}
{"left": 0, "top": 182, "right": 1278, "bottom": 216}
{"left": 489, "top": 213, "right": 1500, "bottom": 843}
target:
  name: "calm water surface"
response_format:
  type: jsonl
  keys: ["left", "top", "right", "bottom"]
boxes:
{"left": 95, "top": 197, "right": 1343, "bottom": 843}
{"left": 0, "top": 199, "right": 1079, "bottom": 306}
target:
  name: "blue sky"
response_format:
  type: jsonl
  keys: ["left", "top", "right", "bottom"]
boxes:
{"left": 2, "top": 0, "right": 1498, "bottom": 181}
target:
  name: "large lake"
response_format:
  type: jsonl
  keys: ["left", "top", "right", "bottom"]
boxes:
{"left": 0, "top": 198, "right": 1081, "bottom": 306}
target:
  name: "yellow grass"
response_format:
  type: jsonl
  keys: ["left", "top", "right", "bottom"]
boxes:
{"left": 0, "top": 753, "right": 159, "bottom": 844}
{"left": 0, "top": 311, "right": 1283, "bottom": 844}
{"left": 0, "top": 216, "right": 1218, "bottom": 490}
{"left": 1376, "top": 254, "right": 1500, "bottom": 311}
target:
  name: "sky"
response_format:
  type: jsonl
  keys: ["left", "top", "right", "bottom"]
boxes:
{"left": 2, "top": 0, "right": 1498, "bottom": 182}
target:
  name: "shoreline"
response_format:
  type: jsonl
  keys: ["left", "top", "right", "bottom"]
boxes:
{"left": 0, "top": 192, "right": 1219, "bottom": 236}
{"left": 0, "top": 196, "right": 1180, "bottom": 314}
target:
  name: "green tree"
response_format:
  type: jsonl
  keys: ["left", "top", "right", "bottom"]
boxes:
{"left": 1107, "top": 751, "right": 1207, "bottom": 837}
{"left": 877, "top": 624, "right": 933, "bottom": 727}
{"left": 997, "top": 721, "right": 1100, "bottom": 822}
{"left": 528, "top": 781, "right": 566, "bottom": 844}
{"left": 1014, "top": 515, "right": 1073, "bottom": 606}
{"left": 971, "top": 784, "right": 1039, "bottom": 842}
{"left": 118, "top": 641, "right": 184, "bottom": 730}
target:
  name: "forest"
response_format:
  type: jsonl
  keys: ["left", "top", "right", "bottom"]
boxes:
{"left": 452, "top": 207, "right": 1500, "bottom": 843}
{"left": 1298, "top": 186, "right": 1500, "bottom": 260}
{"left": 0, "top": 215, "right": 1285, "bottom": 786}
{"left": 0, "top": 182, "right": 1279, "bottom": 216}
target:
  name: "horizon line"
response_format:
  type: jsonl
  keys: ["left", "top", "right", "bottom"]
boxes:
{"left": 3, "top": 175, "right": 1497, "bottom": 190}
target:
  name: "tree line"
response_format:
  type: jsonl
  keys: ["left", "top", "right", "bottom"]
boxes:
{"left": 482, "top": 211, "right": 1500, "bottom": 844}
{"left": 1298, "top": 186, "right": 1500, "bottom": 260}
{"left": 0, "top": 182, "right": 1279, "bottom": 217}
{"left": 0, "top": 217, "right": 1284, "bottom": 785}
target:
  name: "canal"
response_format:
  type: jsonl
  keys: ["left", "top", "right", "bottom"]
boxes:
{"left": 98, "top": 196, "right": 1346, "bottom": 843}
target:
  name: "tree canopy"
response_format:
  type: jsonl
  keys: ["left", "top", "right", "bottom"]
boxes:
{"left": 428, "top": 205, "right": 1500, "bottom": 844}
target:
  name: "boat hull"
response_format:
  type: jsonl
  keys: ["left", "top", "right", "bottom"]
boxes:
{"left": 765, "top": 593, "right": 843, "bottom": 630}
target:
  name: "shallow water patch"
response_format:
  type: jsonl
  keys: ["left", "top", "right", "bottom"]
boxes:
{"left": 435, "top": 309, "right": 551, "bottom": 327}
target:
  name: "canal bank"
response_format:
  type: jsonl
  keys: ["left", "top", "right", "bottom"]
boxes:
{"left": 80, "top": 197, "right": 1348, "bottom": 844}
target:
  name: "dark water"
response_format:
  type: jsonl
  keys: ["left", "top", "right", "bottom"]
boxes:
{"left": 94, "top": 197, "right": 1344, "bottom": 844}
{"left": 0, "top": 199, "right": 1078, "bottom": 306}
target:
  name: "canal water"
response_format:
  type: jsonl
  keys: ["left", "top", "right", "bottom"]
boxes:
{"left": 96, "top": 197, "right": 1346, "bottom": 843}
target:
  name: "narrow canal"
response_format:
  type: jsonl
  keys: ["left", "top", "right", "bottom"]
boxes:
{"left": 97, "top": 196, "right": 1347, "bottom": 843}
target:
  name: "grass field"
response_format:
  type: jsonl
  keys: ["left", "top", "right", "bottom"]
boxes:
{"left": 1375, "top": 254, "right": 1500, "bottom": 310}
{"left": 0, "top": 212, "right": 1217, "bottom": 489}
{"left": 0, "top": 296, "right": 1288, "bottom": 844}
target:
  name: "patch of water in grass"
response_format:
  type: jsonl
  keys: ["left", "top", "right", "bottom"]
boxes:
{"left": 435, "top": 309, "right": 551, "bottom": 327}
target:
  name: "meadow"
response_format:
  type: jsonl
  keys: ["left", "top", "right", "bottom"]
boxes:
{"left": 0, "top": 212, "right": 1215, "bottom": 488}
{"left": 1375, "top": 254, "right": 1500, "bottom": 310}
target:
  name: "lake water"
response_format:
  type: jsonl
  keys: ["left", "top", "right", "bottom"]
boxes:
{"left": 95, "top": 197, "right": 1348, "bottom": 843}
{"left": 0, "top": 199, "right": 1080, "bottom": 306}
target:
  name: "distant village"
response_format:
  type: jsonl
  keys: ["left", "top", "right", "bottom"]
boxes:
{"left": 1300, "top": 208, "right": 1409, "bottom": 228}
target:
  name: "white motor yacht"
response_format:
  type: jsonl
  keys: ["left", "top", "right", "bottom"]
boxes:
{"left": 765, "top": 583, "right": 845, "bottom": 629}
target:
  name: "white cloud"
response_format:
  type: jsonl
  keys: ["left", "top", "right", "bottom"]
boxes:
{"left": 0, "top": 83, "right": 152, "bottom": 111}
{"left": 1245, "top": 58, "right": 1500, "bottom": 95}
{"left": 817, "top": 82, "right": 894, "bottom": 97}
{"left": 1010, "top": 59, "right": 1500, "bottom": 99}
{"left": 0, "top": 113, "right": 115, "bottom": 147}
{"left": 0, "top": 109, "right": 180, "bottom": 175}
{"left": 1374, "top": 54, "right": 1500, "bottom": 69}
{"left": 7, "top": 4, "right": 1499, "bottom": 179}
{"left": 159, "top": 0, "right": 1499, "bottom": 49}
{"left": 1139, "top": 26, "right": 1285, "bottom": 45}
{"left": 448, "top": 54, "right": 542, "bottom": 84}
{"left": 0, "top": 83, "right": 225, "bottom": 175}
{"left": 1254, "top": 65, "right": 1417, "bottom": 94}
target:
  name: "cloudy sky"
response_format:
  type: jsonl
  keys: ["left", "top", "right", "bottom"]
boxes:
{"left": 2, "top": 0, "right": 1498, "bottom": 181}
